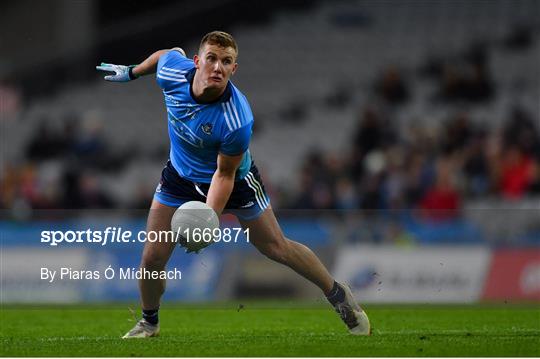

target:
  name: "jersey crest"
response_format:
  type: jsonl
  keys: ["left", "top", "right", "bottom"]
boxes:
{"left": 201, "top": 123, "right": 213, "bottom": 135}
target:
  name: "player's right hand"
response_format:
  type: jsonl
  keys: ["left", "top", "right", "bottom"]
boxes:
{"left": 95, "top": 63, "right": 137, "bottom": 82}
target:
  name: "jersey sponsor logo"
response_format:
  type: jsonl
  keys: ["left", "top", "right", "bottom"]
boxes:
{"left": 168, "top": 110, "right": 204, "bottom": 148}
{"left": 155, "top": 181, "right": 163, "bottom": 193}
{"left": 201, "top": 123, "right": 213, "bottom": 135}
{"left": 185, "top": 104, "right": 199, "bottom": 119}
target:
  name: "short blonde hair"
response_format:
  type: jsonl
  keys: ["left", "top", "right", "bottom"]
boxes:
{"left": 199, "top": 31, "right": 238, "bottom": 57}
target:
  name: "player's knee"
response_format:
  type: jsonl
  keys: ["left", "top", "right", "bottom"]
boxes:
{"left": 141, "top": 250, "right": 168, "bottom": 270}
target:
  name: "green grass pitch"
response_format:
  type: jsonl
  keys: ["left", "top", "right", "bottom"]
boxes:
{"left": 1, "top": 303, "right": 538, "bottom": 356}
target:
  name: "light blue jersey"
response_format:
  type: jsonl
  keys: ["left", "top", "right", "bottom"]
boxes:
{"left": 156, "top": 49, "right": 253, "bottom": 183}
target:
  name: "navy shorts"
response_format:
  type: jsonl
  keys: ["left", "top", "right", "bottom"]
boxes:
{"left": 154, "top": 160, "right": 270, "bottom": 221}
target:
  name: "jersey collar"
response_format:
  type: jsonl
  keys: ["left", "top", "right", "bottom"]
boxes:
{"left": 186, "top": 68, "right": 232, "bottom": 104}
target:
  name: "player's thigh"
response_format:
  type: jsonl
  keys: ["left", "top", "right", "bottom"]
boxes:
{"left": 238, "top": 206, "right": 286, "bottom": 250}
{"left": 141, "top": 199, "right": 177, "bottom": 268}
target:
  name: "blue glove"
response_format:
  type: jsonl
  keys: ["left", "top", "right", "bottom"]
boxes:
{"left": 96, "top": 63, "right": 138, "bottom": 82}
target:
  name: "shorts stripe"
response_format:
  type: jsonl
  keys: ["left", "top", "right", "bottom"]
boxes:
{"left": 245, "top": 172, "right": 269, "bottom": 208}
{"left": 244, "top": 175, "right": 265, "bottom": 210}
{"left": 246, "top": 172, "right": 269, "bottom": 208}
{"left": 194, "top": 184, "right": 207, "bottom": 198}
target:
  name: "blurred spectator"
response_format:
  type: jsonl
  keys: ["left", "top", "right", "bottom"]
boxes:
{"left": 26, "top": 119, "right": 66, "bottom": 160}
{"left": 62, "top": 167, "right": 115, "bottom": 209}
{"left": 32, "top": 161, "right": 64, "bottom": 209}
{"left": 293, "top": 167, "right": 317, "bottom": 209}
{"left": 70, "top": 111, "right": 134, "bottom": 172}
{"left": 351, "top": 106, "right": 387, "bottom": 180}
{"left": 16, "top": 164, "right": 39, "bottom": 207}
{"left": 374, "top": 66, "right": 409, "bottom": 104}
{"left": 77, "top": 172, "right": 115, "bottom": 208}
{"left": 498, "top": 146, "right": 535, "bottom": 199}
{"left": 358, "top": 150, "right": 386, "bottom": 208}
{"left": 504, "top": 25, "right": 534, "bottom": 50}
{"left": 352, "top": 106, "right": 384, "bottom": 156}
{"left": 325, "top": 83, "right": 353, "bottom": 109}
{"left": 1, "top": 163, "right": 31, "bottom": 209}
{"left": 74, "top": 113, "right": 108, "bottom": 164}
{"left": 279, "top": 100, "right": 307, "bottom": 124}
{"left": 359, "top": 174, "right": 383, "bottom": 210}
{"left": 528, "top": 161, "right": 540, "bottom": 194}
{"left": 0, "top": 83, "right": 22, "bottom": 117}
{"left": 293, "top": 150, "right": 337, "bottom": 209}
{"left": 503, "top": 106, "right": 540, "bottom": 156}
{"left": 419, "top": 156, "right": 462, "bottom": 221}
{"left": 335, "top": 177, "right": 358, "bottom": 209}
{"left": 463, "top": 131, "right": 490, "bottom": 197}
{"left": 442, "top": 112, "right": 473, "bottom": 152}
{"left": 436, "top": 60, "right": 494, "bottom": 103}
{"left": 466, "top": 62, "right": 494, "bottom": 102}
{"left": 381, "top": 147, "right": 407, "bottom": 209}
{"left": 129, "top": 182, "right": 155, "bottom": 209}
{"left": 438, "top": 63, "right": 464, "bottom": 101}
{"left": 404, "top": 150, "right": 435, "bottom": 207}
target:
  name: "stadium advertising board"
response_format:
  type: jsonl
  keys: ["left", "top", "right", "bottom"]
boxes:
{"left": 482, "top": 248, "right": 540, "bottom": 301}
{"left": 1, "top": 248, "right": 90, "bottom": 303}
{"left": 333, "top": 245, "right": 491, "bottom": 303}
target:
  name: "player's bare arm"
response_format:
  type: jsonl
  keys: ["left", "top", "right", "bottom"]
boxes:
{"left": 96, "top": 48, "right": 186, "bottom": 81}
{"left": 133, "top": 48, "right": 186, "bottom": 77}
{"left": 206, "top": 152, "right": 243, "bottom": 215}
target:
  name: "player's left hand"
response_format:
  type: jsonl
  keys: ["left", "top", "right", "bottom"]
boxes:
{"left": 95, "top": 63, "right": 138, "bottom": 82}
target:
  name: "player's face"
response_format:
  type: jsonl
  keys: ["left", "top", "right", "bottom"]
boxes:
{"left": 194, "top": 43, "right": 238, "bottom": 91}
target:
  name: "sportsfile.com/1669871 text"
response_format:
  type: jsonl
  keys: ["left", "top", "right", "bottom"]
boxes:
{"left": 40, "top": 227, "right": 249, "bottom": 246}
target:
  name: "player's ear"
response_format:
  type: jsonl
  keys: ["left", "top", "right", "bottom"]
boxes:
{"left": 231, "top": 63, "right": 238, "bottom": 75}
{"left": 193, "top": 54, "right": 200, "bottom": 69}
